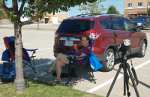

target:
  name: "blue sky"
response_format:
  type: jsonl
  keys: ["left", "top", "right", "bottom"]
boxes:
{"left": 69, "top": 0, "right": 124, "bottom": 16}
{"left": 4, "top": 0, "right": 12, "bottom": 8}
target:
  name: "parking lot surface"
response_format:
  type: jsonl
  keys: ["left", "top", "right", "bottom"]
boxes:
{"left": 0, "top": 23, "right": 149, "bottom": 97}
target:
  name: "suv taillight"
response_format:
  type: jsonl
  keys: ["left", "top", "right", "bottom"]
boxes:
{"left": 89, "top": 32, "right": 100, "bottom": 40}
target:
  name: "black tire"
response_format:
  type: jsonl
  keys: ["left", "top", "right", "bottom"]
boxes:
{"left": 102, "top": 48, "right": 115, "bottom": 72}
{"left": 138, "top": 41, "right": 147, "bottom": 57}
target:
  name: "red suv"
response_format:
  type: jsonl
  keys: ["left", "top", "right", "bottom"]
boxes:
{"left": 54, "top": 14, "right": 147, "bottom": 71}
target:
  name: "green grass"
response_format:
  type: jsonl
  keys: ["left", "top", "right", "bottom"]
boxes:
{"left": 0, "top": 82, "right": 102, "bottom": 97}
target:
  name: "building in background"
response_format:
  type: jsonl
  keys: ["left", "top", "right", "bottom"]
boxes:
{"left": 125, "top": 0, "right": 150, "bottom": 18}
{"left": 45, "top": 12, "right": 68, "bottom": 24}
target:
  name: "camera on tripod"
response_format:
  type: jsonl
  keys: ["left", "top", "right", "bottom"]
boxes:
{"left": 118, "top": 39, "right": 131, "bottom": 60}
{"left": 107, "top": 39, "right": 140, "bottom": 97}
{"left": 119, "top": 39, "right": 131, "bottom": 51}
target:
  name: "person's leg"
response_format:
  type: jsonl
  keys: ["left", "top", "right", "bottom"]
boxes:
{"left": 55, "top": 60, "right": 64, "bottom": 81}
{"left": 55, "top": 53, "right": 69, "bottom": 81}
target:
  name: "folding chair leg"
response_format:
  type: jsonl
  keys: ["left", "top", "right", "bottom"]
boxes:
{"left": 88, "top": 68, "right": 96, "bottom": 83}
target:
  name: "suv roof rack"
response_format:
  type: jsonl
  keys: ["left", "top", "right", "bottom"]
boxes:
{"left": 75, "top": 13, "right": 123, "bottom": 17}
{"left": 76, "top": 13, "right": 101, "bottom": 17}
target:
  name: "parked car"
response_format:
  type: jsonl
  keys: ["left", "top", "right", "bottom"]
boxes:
{"left": 53, "top": 14, "right": 147, "bottom": 72}
{"left": 131, "top": 16, "right": 150, "bottom": 29}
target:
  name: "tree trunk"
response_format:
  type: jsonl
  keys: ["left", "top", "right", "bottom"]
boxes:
{"left": 13, "top": 0, "right": 25, "bottom": 93}
{"left": 14, "top": 21, "right": 25, "bottom": 93}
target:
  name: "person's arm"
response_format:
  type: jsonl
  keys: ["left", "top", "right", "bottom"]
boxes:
{"left": 75, "top": 47, "right": 89, "bottom": 60}
{"left": 74, "top": 44, "right": 82, "bottom": 54}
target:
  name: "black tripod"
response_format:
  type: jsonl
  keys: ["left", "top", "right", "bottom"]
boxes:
{"left": 106, "top": 44, "right": 140, "bottom": 97}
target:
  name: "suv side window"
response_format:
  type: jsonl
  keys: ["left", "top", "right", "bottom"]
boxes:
{"left": 124, "top": 19, "right": 136, "bottom": 32}
{"left": 112, "top": 17, "right": 124, "bottom": 30}
{"left": 100, "top": 18, "right": 112, "bottom": 29}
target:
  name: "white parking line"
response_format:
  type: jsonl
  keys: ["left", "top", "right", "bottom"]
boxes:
{"left": 87, "top": 59, "right": 150, "bottom": 93}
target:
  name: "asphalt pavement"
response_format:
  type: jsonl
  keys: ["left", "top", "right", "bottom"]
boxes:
{"left": 0, "top": 24, "right": 149, "bottom": 97}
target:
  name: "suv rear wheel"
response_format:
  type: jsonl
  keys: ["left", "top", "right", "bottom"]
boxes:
{"left": 139, "top": 41, "right": 146, "bottom": 57}
{"left": 103, "top": 48, "right": 115, "bottom": 72}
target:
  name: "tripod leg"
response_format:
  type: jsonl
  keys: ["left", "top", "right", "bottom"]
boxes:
{"left": 125, "top": 72, "right": 130, "bottom": 97}
{"left": 127, "top": 64, "right": 140, "bottom": 97}
{"left": 106, "top": 65, "right": 122, "bottom": 97}
{"left": 123, "top": 64, "right": 131, "bottom": 97}
{"left": 131, "top": 67, "right": 139, "bottom": 85}
{"left": 123, "top": 65, "right": 127, "bottom": 96}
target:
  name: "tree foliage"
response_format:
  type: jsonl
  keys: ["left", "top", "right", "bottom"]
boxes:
{"left": 79, "top": 0, "right": 105, "bottom": 15}
{"left": 0, "top": 0, "right": 5, "bottom": 19}
{"left": 107, "top": 5, "right": 119, "bottom": 14}
{"left": 2, "top": 0, "right": 98, "bottom": 23}
{"left": 22, "top": 0, "right": 98, "bottom": 17}
{"left": 0, "top": 9, "right": 3, "bottom": 19}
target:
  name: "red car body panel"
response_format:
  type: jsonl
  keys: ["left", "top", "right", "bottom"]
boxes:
{"left": 54, "top": 15, "right": 147, "bottom": 62}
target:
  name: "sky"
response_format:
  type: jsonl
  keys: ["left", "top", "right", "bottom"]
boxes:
{"left": 68, "top": 0, "right": 124, "bottom": 16}
{"left": 4, "top": 0, "right": 12, "bottom": 8}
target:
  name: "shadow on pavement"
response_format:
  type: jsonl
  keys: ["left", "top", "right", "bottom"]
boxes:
{"left": 24, "top": 58, "right": 55, "bottom": 85}
{"left": 0, "top": 58, "right": 96, "bottom": 86}
{"left": 24, "top": 58, "right": 95, "bottom": 86}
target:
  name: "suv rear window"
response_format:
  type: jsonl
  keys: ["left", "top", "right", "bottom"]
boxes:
{"left": 57, "top": 19, "right": 94, "bottom": 34}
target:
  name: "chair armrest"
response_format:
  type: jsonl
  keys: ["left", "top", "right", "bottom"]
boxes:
{"left": 25, "top": 49, "right": 38, "bottom": 52}
{"left": 0, "top": 61, "right": 9, "bottom": 64}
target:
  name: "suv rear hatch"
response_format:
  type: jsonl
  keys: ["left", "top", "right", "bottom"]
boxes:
{"left": 57, "top": 19, "right": 94, "bottom": 35}
{"left": 54, "top": 19, "right": 94, "bottom": 54}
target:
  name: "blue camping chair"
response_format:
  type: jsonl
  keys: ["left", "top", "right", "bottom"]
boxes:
{"left": 0, "top": 36, "right": 38, "bottom": 82}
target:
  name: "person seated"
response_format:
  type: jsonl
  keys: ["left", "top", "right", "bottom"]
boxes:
{"left": 2, "top": 36, "right": 31, "bottom": 62}
{"left": 1, "top": 37, "right": 32, "bottom": 80}
{"left": 54, "top": 36, "right": 92, "bottom": 81}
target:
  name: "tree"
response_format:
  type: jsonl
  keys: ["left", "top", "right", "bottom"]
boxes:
{"left": 27, "top": 0, "right": 47, "bottom": 29}
{"left": 79, "top": 0, "right": 105, "bottom": 15}
{"left": 0, "top": 9, "right": 3, "bottom": 19}
{"left": 107, "top": 5, "right": 119, "bottom": 14}
{"left": 2, "top": 0, "right": 97, "bottom": 93}
{"left": 0, "top": 0, "right": 5, "bottom": 19}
